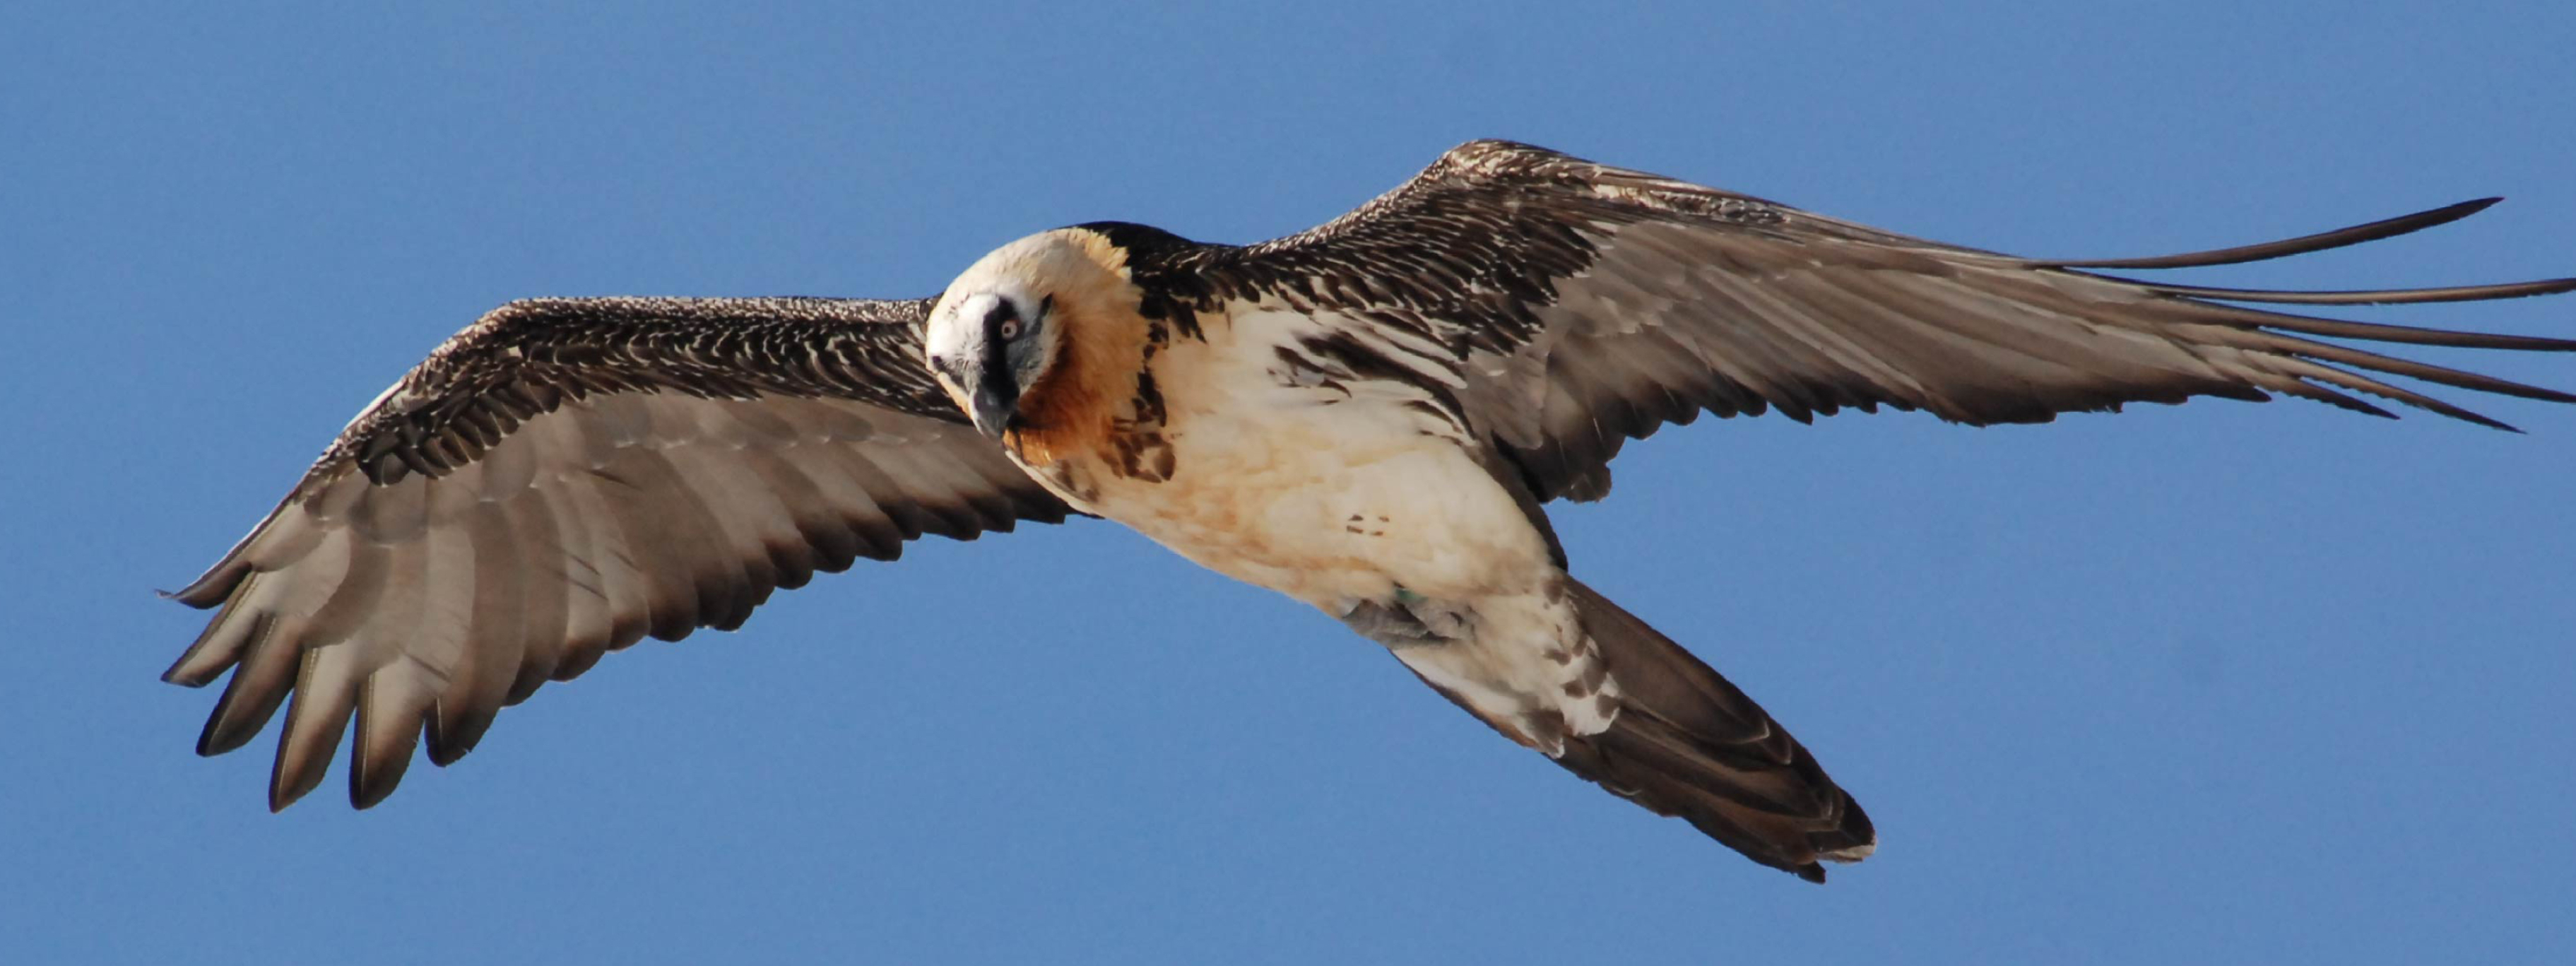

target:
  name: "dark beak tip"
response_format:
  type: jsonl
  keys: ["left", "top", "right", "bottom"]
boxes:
{"left": 969, "top": 392, "right": 1015, "bottom": 439}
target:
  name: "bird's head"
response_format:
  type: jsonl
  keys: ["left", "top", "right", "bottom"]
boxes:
{"left": 926, "top": 228, "right": 1138, "bottom": 440}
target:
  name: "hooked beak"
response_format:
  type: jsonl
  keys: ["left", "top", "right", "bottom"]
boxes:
{"left": 930, "top": 335, "right": 1018, "bottom": 439}
{"left": 967, "top": 377, "right": 1017, "bottom": 438}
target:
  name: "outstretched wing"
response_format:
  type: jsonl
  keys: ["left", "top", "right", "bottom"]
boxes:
{"left": 165, "top": 296, "right": 1072, "bottom": 811}
{"left": 1157, "top": 139, "right": 2576, "bottom": 501}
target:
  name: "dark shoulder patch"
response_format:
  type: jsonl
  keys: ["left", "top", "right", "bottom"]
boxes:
{"left": 1070, "top": 220, "right": 1200, "bottom": 257}
{"left": 1070, "top": 221, "right": 1234, "bottom": 341}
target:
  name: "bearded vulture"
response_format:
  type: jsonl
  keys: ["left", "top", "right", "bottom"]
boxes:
{"left": 165, "top": 140, "right": 2576, "bottom": 883}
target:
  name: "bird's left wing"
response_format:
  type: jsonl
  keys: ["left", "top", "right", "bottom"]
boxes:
{"left": 165, "top": 296, "right": 1072, "bottom": 810}
{"left": 1142, "top": 140, "right": 2576, "bottom": 502}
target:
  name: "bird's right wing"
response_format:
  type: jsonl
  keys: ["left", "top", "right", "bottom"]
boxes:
{"left": 164, "top": 296, "right": 1073, "bottom": 811}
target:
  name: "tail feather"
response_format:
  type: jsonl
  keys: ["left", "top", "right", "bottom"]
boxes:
{"left": 1559, "top": 579, "right": 1874, "bottom": 883}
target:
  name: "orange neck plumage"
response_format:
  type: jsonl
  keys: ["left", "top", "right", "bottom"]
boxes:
{"left": 1000, "top": 232, "right": 1155, "bottom": 470}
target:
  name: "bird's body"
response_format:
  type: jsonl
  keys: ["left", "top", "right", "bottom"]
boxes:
{"left": 167, "top": 140, "right": 2576, "bottom": 883}
{"left": 976, "top": 242, "right": 1624, "bottom": 763}
{"left": 1065, "top": 337, "right": 1624, "bottom": 767}
{"left": 998, "top": 258, "right": 1544, "bottom": 608}
{"left": 1076, "top": 319, "right": 1554, "bottom": 608}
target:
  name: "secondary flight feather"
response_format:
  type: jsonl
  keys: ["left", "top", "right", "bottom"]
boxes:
{"left": 167, "top": 140, "right": 2576, "bottom": 882}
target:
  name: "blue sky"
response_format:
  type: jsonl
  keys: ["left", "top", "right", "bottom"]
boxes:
{"left": 6, "top": 3, "right": 2573, "bottom": 963}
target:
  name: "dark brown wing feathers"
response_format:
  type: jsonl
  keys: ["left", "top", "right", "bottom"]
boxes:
{"left": 168, "top": 297, "right": 1072, "bottom": 810}
{"left": 1128, "top": 140, "right": 2575, "bottom": 502}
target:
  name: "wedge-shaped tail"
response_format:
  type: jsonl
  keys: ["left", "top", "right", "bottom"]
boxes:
{"left": 1554, "top": 580, "right": 1873, "bottom": 882}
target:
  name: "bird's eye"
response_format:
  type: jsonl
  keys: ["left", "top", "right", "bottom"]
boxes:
{"left": 998, "top": 317, "right": 1022, "bottom": 341}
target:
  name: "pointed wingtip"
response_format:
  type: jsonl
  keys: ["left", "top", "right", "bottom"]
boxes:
{"left": 268, "top": 751, "right": 323, "bottom": 814}
{"left": 195, "top": 718, "right": 254, "bottom": 758}
{"left": 167, "top": 558, "right": 252, "bottom": 609}
{"left": 2408, "top": 196, "right": 2503, "bottom": 229}
{"left": 2043, "top": 196, "right": 2518, "bottom": 271}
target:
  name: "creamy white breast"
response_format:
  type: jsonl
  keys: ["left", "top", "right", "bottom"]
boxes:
{"left": 1022, "top": 305, "right": 1556, "bottom": 608}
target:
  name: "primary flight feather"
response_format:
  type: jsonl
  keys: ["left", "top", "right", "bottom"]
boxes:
{"left": 168, "top": 140, "right": 2576, "bottom": 882}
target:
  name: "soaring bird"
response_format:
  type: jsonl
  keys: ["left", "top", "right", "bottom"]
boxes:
{"left": 167, "top": 140, "right": 2575, "bottom": 883}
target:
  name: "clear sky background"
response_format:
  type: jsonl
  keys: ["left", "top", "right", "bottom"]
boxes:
{"left": 6, "top": 3, "right": 2572, "bottom": 964}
